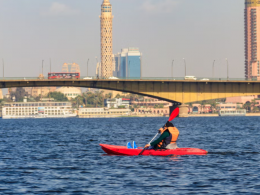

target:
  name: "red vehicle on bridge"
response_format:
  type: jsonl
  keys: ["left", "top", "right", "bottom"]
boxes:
{"left": 48, "top": 72, "right": 80, "bottom": 79}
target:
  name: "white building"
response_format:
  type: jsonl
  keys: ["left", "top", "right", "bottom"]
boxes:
{"left": 78, "top": 107, "right": 130, "bottom": 118}
{"left": 2, "top": 102, "right": 76, "bottom": 119}
{"left": 55, "top": 87, "right": 82, "bottom": 100}
{"left": 104, "top": 98, "right": 130, "bottom": 108}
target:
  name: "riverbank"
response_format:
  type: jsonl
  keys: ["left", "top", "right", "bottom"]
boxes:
{"left": 188, "top": 113, "right": 260, "bottom": 117}
{"left": 128, "top": 114, "right": 166, "bottom": 117}
{"left": 114, "top": 113, "right": 260, "bottom": 118}
{"left": 188, "top": 114, "right": 218, "bottom": 117}
{"left": 246, "top": 113, "right": 260, "bottom": 116}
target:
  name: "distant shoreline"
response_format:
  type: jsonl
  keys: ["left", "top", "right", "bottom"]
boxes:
{"left": 129, "top": 113, "right": 260, "bottom": 118}
{"left": 188, "top": 113, "right": 260, "bottom": 117}
{"left": 2, "top": 113, "right": 260, "bottom": 119}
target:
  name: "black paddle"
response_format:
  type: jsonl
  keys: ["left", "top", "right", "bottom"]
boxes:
{"left": 138, "top": 107, "right": 180, "bottom": 155}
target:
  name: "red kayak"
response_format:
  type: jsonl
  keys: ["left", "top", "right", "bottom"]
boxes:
{"left": 100, "top": 144, "right": 208, "bottom": 156}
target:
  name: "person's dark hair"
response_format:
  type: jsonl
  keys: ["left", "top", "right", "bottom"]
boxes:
{"left": 165, "top": 121, "right": 174, "bottom": 127}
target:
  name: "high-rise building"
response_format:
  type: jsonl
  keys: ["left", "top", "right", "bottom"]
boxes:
{"left": 0, "top": 89, "right": 3, "bottom": 99}
{"left": 62, "top": 63, "right": 80, "bottom": 73}
{"left": 245, "top": 0, "right": 260, "bottom": 80}
{"left": 100, "top": 0, "right": 114, "bottom": 78}
{"left": 114, "top": 48, "right": 142, "bottom": 78}
{"left": 96, "top": 62, "right": 101, "bottom": 78}
{"left": 96, "top": 55, "right": 115, "bottom": 78}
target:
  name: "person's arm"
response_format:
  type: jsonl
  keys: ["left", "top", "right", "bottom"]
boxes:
{"left": 150, "top": 131, "right": 170, "bottom": 147}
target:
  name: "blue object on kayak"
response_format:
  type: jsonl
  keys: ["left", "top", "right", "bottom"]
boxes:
{"left": 133, "top": 141, "right": 138, "bottom": 149}
{"left": 127, "top": 142, "right": 133, "bottom": 149}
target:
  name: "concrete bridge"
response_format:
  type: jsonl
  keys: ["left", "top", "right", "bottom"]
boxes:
{"left": 1, "top": 79, "right": 260, "bottom": 106}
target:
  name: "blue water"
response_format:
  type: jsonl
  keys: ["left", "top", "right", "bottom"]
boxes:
{"left": 0, "top": 117, "right": 260, "bottom": 194}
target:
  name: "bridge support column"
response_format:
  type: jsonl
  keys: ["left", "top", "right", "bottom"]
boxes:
{"left": 169, "top": 104, "right": 189, "bottom": 118}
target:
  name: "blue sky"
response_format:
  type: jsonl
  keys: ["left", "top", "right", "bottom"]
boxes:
{"left": 0, "top": 0, "right": 244, "bottom": 78}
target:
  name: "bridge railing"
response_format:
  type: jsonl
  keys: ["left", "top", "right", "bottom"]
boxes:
{"left": 0, "top": 76, "right": 257, "bottom": 81}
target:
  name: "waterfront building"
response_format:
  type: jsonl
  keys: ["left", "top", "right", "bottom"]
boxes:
{"left": 55, "top": 87, "right": 82, "bottom": 100}
{"left": 8, "top": 86, "right": 56, "bottom": 98}
{"left": 225, "top": 95, "right": 260, "bottom": 112}
{"left": 23, "top": 88, "right": 32, "bottom": 96}
{"left": 245, "top": 0, "right": 260, "bottom": 80}
{"left": 189, "top": 104, "right": 212, "bottom": 114}
{"left": 9, "top": 88, "right": 17, "bottom": 93}
{"left": 25, "top": 87, "right": 45, "bottom": 97}
{"left": 104, "top": 98, "right": 130, "bottom": 108}
{"left": 102, "top": 89, "right": 125, "bottom": 98}
{"left": 40, "top": 98, "right": 55, "bottom": 102}
{"left": 133, "top": 107, "right": 169, "bottom": 116}
{"left": 23, "top": 74, "right": 56, "bottom": 97}
{"left": 114, "top": 48, "right": 142, "bottom": 78}
{"left": 78, "top": 107, "right": 130, "bottom": 118}
{"left": 31, "top": 87, "right": 56, "bottom": 97}
{"left": 130, "top": 97, "right": 171, "bottom": 107}
{"left": 225, "top": 95, "right": 258, "bottom": 104}
{"left": 216, "top": 103, "right": 240, "bottom": 111}
{"left": 100, "top": 0, "right": 114, "bottom": 78}
{"left": 62, "top": 63, "right": 80, "bottom": 73}
{"left": 216, "top": 103, "right": 246, "bottom": 116}
{"left": 2, "top": 102, "right": 76, "bottom": 119}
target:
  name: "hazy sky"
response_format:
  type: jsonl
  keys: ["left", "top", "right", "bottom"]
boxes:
{"left": 0, "top": 0, "right": 245, "bottom": 78}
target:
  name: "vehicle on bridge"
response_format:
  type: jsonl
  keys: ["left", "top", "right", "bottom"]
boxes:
{"left": 48, "top": 72, "right": 80, "bottom": 79}
{"left": 184, "top": 76, "right": 197, "bottom": 80}
{"left": 108, "top": 76, "right": 119, "bottom": 79}
{"left": 83, "top": 77, "right": 93, "bottom": 80}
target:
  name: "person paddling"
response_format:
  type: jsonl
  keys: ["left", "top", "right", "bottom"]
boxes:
{"left": 145, "top": 121, "right": 179, "bottom": 150}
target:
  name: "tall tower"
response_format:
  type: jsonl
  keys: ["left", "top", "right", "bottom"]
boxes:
{"left": 100, "top": 0, "right": 114, "bottom": 78}
{"left": 245, "top": 0, "right": 260, "bottom": 80}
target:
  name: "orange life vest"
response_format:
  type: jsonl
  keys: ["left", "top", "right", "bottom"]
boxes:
{"left": 157, "top": 127, "right": 179, "bottom": 148}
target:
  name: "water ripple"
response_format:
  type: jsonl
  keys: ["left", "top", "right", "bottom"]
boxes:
{"left": 0, "top": 117, "right": 259, "bottom": 194}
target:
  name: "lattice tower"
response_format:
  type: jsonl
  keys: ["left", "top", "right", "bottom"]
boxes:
{"left": 100, "top": 0, "right": 114, "bottom": 78}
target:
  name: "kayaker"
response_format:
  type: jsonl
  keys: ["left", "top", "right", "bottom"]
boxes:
{"left": 145, "top": 121, "right": 179, "bottom": 149}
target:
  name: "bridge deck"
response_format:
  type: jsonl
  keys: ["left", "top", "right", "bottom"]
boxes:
{"left": 1, "top": 79, "right": 259, "bottom": 104}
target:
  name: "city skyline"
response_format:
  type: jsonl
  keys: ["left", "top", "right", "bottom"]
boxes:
{"left": 0, "top": 0, "right": 245, "bottom": 79}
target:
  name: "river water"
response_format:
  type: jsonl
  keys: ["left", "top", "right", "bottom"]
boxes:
{"left": 0, "top": 117, "right": 260, "bottom": 194}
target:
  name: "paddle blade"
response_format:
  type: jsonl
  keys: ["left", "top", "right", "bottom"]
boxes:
{"left": 169, "top": 107, "right": 179, "bottom": 121}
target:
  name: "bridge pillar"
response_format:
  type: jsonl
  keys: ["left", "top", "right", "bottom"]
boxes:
{"left": 178, "top": 104, "right": 189, "bottom": 118}
{"left": 169, "top": 104, "right": 189, "bottom": 118}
